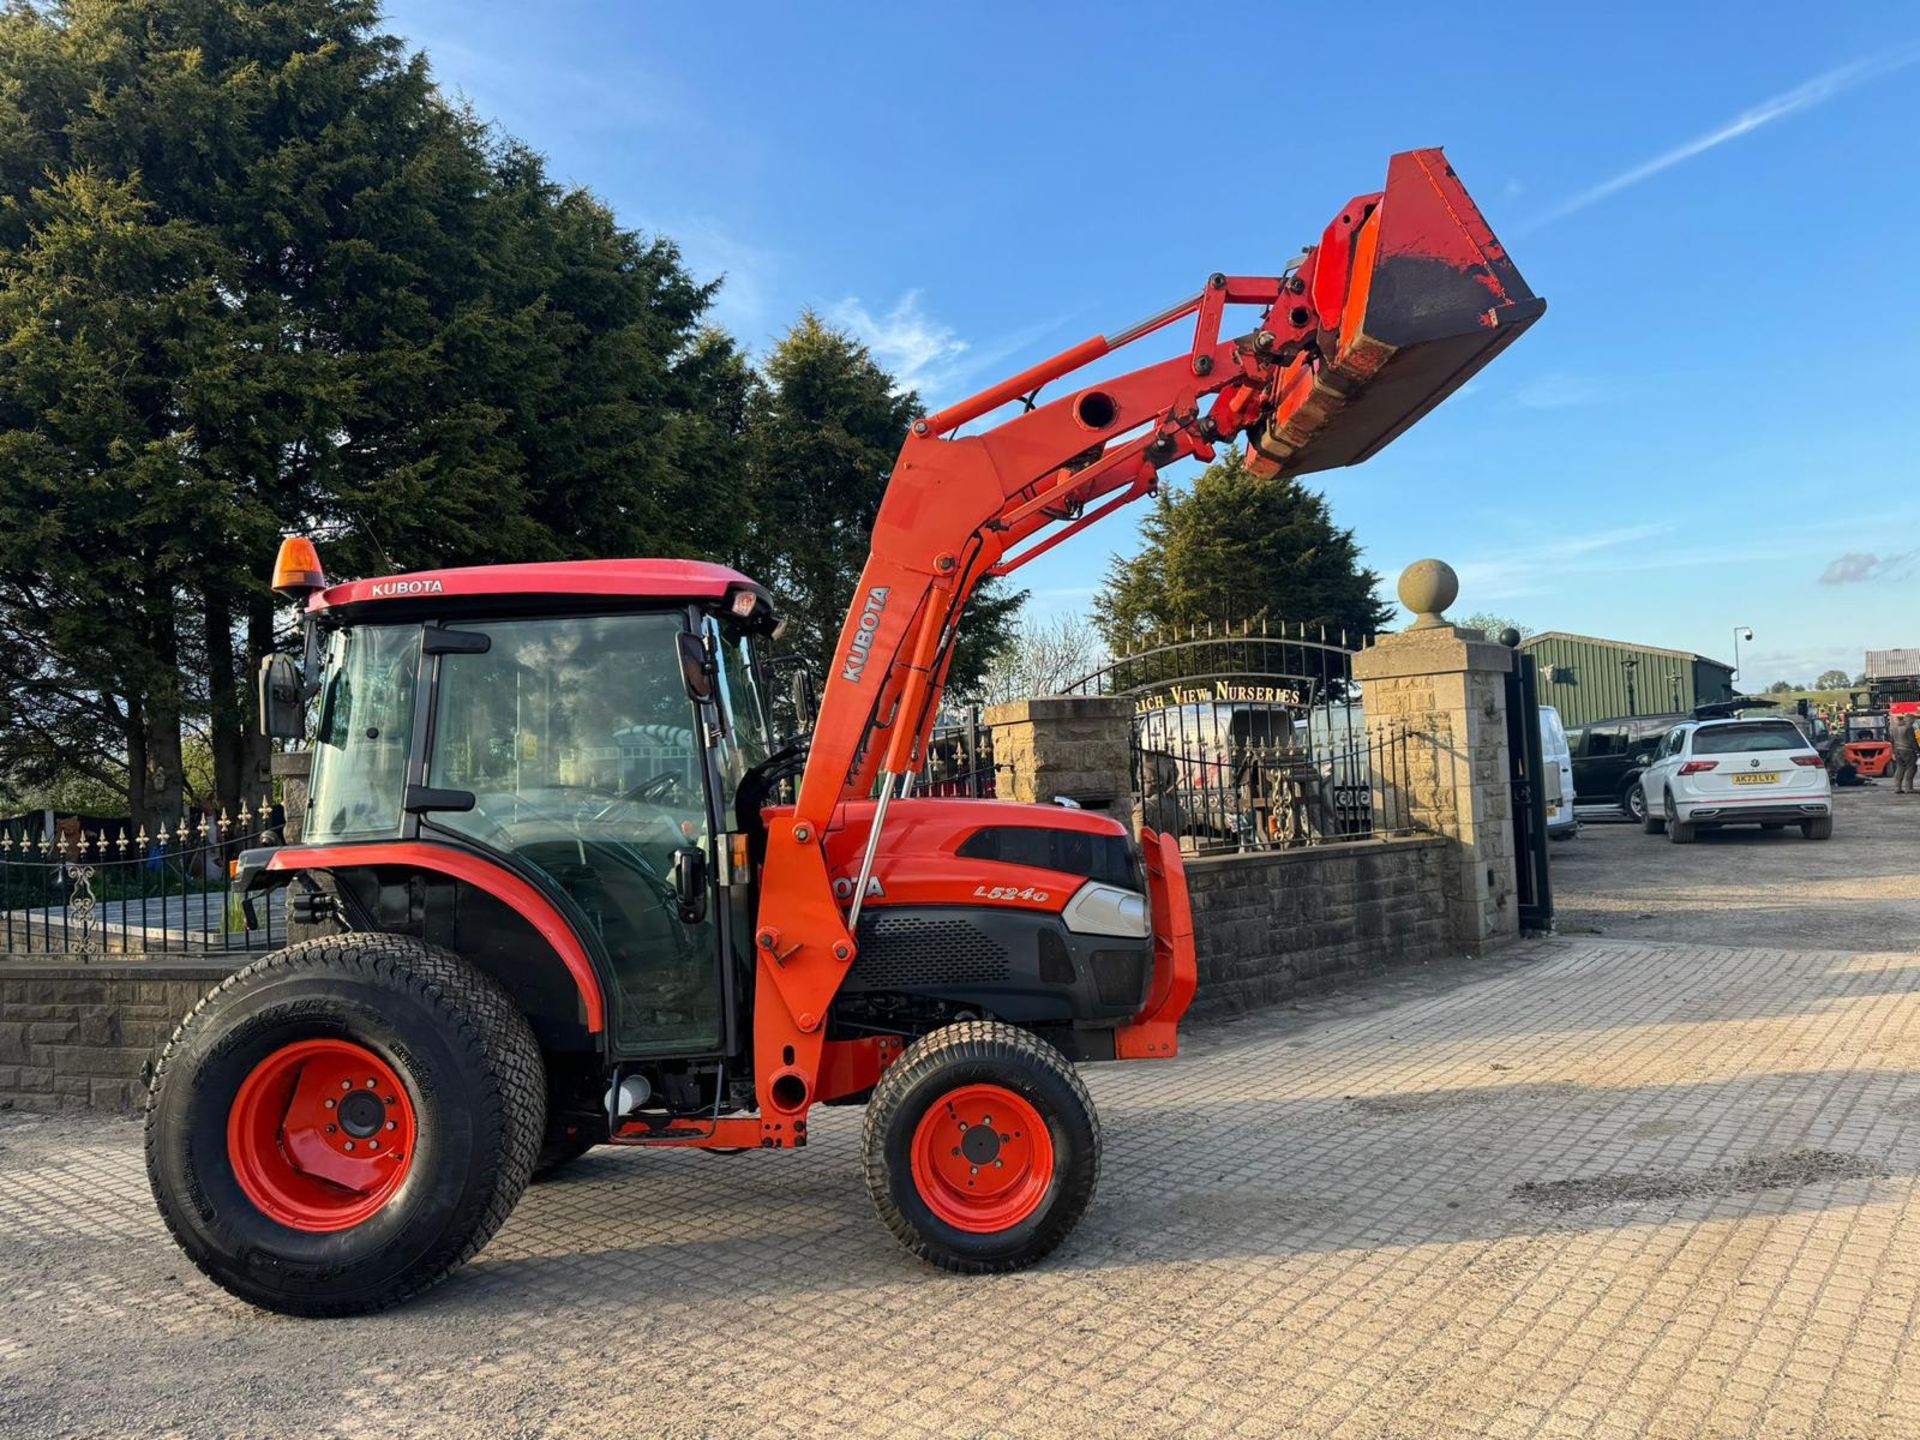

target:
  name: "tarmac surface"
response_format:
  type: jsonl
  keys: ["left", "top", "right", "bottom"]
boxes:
{"left": 6, "top": 799, "right": 1920, "bottom": 1437}
{"left": 1556, "top": 782, "right": 1917, "bottom": 951}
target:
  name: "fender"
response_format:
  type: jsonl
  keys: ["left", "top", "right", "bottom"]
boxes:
{"left": 261, "top": 842, "right": 606, "bottom": 1034}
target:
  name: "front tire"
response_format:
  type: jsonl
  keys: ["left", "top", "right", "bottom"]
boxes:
{"left": 145, "top": 934, "right": 545, "bottom": 1316}
{"left": 1622, "top": 782, "right": 1649, "bottom": 823}
{"left": 863, "top": 1021, "right": 1099, "bottom": 1274}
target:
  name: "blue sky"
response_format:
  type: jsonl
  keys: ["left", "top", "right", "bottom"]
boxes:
{"left": 383, "top": 1, "right": 1920, "bottom": 686}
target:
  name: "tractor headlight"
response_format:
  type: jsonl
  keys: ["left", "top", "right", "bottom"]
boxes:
{"left": 1060, "top": 882, "right": 1149, "bottom": 938}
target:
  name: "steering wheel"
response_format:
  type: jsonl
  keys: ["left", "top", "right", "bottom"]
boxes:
{"left": 621, "top": 772, "right": 691, "bottom": 806}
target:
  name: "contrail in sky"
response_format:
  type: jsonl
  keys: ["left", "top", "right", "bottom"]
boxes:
{"left": 1525, "top": 46, "right": 1920, "bottom": 230}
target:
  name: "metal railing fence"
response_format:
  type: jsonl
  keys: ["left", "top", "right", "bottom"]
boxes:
{"left": 1134, "top": 719, "right": 1422, "bottom": 855}
{"left": 1, "top": 802, "right": 286, "bottom": 960}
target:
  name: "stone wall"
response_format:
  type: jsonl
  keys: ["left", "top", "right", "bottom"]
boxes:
{"left": 0, "top": 962, "right": 232, "bottom": 1113}
{"left": 1184, "top": 835, "right": 1452, "bottom": 1016}
{"left": 0, "top": 840, "right": 1454, "bottom": 1113}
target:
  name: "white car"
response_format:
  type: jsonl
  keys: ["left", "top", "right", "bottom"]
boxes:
{"left": 1639, "top": 717, "right": 1833, "bottom": 843}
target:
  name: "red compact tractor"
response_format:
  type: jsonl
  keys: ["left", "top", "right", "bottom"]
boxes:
{"left": 145, "top": 150, "right": 1542, "bottom": 1314}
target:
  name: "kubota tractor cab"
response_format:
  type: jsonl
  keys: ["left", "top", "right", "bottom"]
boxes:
{"left": 145, "top": 150, "right": 1542, "bottom": 1315}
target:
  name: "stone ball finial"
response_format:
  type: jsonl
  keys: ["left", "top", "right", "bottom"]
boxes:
{"left": 1397, "top": 558, "right": 1459, "bottom": 630}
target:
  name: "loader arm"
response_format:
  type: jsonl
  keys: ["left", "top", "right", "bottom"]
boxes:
{"left": 742, "top": 148, "right": 1543, "bottom": 1138}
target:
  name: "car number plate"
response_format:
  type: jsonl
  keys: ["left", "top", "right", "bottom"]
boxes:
{"left": 1732, "top": 772, "right": 1779, "bottom": 785}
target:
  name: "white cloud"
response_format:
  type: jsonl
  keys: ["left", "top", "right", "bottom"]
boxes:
{"left": 1450, "top": 523, "right": 1674, "bottom": 601}
{"left": 411, "top": 34, "right": 691, "bottom": 140}
{"left": 1526, "top": 45, "right": 1920, "bottom": 230}
{"left": 1514, "top": 372, "right": 1607, "bottom": 410}
{"left": 652, "top": 215, "right": 781, "bottom": 340}
{"left": 1820, "top": 550, "right": 1919, "bottom": 585}
{"left": 828, "top": 293, "right": 1072, "bottom": 404}
{"left": 828, "top": 291, "right": 971, "bottom": 396}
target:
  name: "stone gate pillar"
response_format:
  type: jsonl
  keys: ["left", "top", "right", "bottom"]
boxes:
{"left": 981, "top": 696, "right": 1134, "bottom": 824}
{"left": 1354, "top": 561, "right": 1519, "bottom": 951}
{"left": 271, "top": 750, "right": 311, "bottom": 844}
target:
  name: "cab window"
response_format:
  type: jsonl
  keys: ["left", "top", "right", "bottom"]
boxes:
{"left": 708, "top": 616, "right": 771, "bottom": 813}
{"left": 425, "top": 612, "right": 720, "bottom": 1054}
{"left": 306, "top": 625, "right": 420, "bottom": 843}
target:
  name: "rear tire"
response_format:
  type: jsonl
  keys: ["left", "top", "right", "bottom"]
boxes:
{"left": 533, "top": 1111, "right": 605, "bottom": 1180}
{"left": 1802, "top": 816, "right": 1834, "bottom": 841}
{"left": 1642, "top": 809, "right": 1666, "bottom": 835}
{"left": 863, "top": 1021, "right": 1099, "bottom": 1274}
{"left": 145, "top": 934, "right": 545, "bottom": 1316}
{"left": 1668, "top": 817, "right": 1696, "bottom": 844}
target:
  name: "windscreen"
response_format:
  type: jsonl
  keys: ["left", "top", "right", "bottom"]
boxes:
{"left": 306, "top": 625, "right": 419, "bottom": 843}
{"left": 1691, "top": 721, "right": 1812, "bottom": 756}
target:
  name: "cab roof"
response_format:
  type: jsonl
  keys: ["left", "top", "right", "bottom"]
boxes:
{"left": 308, "top": 559, "right": 773, "bottom": 623}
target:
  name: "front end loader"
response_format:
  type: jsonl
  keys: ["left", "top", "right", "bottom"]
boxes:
{"left": 144, "top": 148, "right": 1542, "bottom": 1314}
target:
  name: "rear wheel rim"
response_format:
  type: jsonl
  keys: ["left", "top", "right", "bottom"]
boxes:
{"left": 227, "top": 1039, "right": 417, "bottom": 1232}
{"left": 909, "top": 1083, "right": 1054, "bottom": 1233}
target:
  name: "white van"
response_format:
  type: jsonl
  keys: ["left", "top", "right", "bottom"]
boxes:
{"left": 1539, "top": 705, "right": 1578, "bottom": 839}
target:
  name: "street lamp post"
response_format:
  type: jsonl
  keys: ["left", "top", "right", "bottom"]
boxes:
{"left": 1622, "top": 657, "right": 1639, "bottom": 717}
{"left": 1732, "top": 626, "right": 1753, "bottom": 690}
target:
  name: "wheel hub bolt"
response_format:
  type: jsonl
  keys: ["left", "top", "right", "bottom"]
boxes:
{"left": 343, "top": 1141, "right": 355, "bottom": 1151}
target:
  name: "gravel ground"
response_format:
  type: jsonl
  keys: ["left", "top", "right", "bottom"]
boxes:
{"left": 9, "top": 928, "right": 1920, "bottom": 1438}
{"left": 1555, "top": 782, "right": 1918, "bottom": 950}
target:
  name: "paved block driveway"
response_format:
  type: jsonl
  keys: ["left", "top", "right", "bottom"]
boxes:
{"left": 7, "top": 935, "right": 1920, "bottom": 1438}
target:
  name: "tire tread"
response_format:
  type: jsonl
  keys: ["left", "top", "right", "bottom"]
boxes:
{"left": 861, "top": 1020, "right": 1099, "bottom": 1275}
{"left": 145, "top": 933, "right": 544, "bottom": 1316}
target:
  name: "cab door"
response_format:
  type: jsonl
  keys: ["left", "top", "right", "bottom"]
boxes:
{"left": 421, "top": 611, "right": 726, "bottom": 1058}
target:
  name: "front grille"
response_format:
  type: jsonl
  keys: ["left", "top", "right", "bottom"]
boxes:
{"left": 1089, "top": 948, "right": 1150, "bottom": 1008}
{"left": 853, "top": 913, "right": 1010, "bottom": 988}
{"left": 1037, "top": 929, "right": 1077, "bottom": 986}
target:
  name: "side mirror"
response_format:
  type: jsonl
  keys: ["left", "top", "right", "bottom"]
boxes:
{"left": 790, "top": 668, "right": 817, "bottom": 732}
{"left": 257, "top": 654, "right": 306, "bottom": 740}
{"left": 671, "top": 845, "right": 708, "bottom": 924}
{"left": 677, "top": 631, "right": 714, "bottom": 703}
{"left": 1632, "top": 753, "right": 1651, "bottom": 766}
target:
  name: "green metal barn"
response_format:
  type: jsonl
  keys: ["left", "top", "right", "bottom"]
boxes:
{"left": 1519, "top": 631, "right": 1736, "bottom": 729}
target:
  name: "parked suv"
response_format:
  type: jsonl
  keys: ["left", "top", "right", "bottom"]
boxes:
{"left": 1566, "top": 713, "right": 1685, "bottom": 821}
{"left": 1639, "top": 718, "right": 1833, "bottom": 843}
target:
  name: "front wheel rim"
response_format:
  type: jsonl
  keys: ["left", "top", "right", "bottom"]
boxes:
{"left": 227, "top": 1039, "right": 418, "bottom": 1232}
{"left": 909, "top": 1083, "right": 1055, "bottom": 1234}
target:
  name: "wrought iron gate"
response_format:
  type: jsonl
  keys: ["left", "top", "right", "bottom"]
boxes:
{"left": 1065, "top": 621, "right": 1413, "bottom": 854}
{"left": 1503, "top": 645, "right": 1555, "bottom": 932}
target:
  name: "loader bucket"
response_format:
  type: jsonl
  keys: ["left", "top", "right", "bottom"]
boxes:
{"left": 1250, "top": 148, "right": 1544, "bottom": 478}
